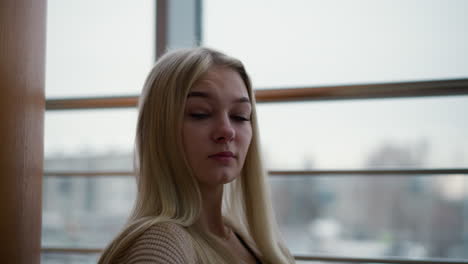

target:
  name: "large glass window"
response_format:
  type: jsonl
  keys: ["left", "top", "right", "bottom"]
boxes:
{"left": 45, "top": 0, "right": 155, "bottom": 98}
{"left": 271, "top": 174, "right": 468, "bottom": 259}
{"left": 203, "top": 0, "right": 468, "bottom": 88}
{"left": 202, "top": 0, "right": 468, "bottom": 260}
{"left": 43, "top": 0, "right": 153, "bottom": 262}
{"left": 43, "top": 0, "right": 468, "bottom": 263}
{"left": 42, "top": 176, "right": 135, "bottom": 248}
{"left": 256, "top": 96, "right": 468, "bottom": 170}
{"left": 45, "top": 109, "right": 137, "bottom": 168}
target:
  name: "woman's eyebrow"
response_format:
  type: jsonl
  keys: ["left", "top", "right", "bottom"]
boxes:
{"left": 187, "top": 91, "right": 210, "bottom": 99}
{"left": 235, "top": 97, "right": 251, "bottom": 104}
{"left": 187, "top": 91, "right": 250, "bottom": 104}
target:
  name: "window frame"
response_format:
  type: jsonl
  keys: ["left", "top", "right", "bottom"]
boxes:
{"left": 41, "top": 0, "right": 468, "bottom": 262}
{"left": 42, "top": 80, "right": 468, "bottom": 264}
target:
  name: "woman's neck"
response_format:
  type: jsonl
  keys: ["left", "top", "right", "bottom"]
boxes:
{"left": 198, "top": 184, "right": 229, "bottom": 238}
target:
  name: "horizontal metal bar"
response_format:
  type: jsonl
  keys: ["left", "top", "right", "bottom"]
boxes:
{"left": 45, "top": 78, "right": 468, "bottom": 110}
{"left": 268, "top": 168, "right": 468, "bottom": 176}
{"left": 40, "top": 248, "right": 468, "bottom": 264}
{"left": 256, "top": 78, "right": 468, "bottom": 103}
{"left": 46, "top": 96, "right": 137, "bottom": 110}
{"left": 44, "top": 171, "right": 134, "bottom": 177}
{"left": 295, "top": 254, "right": 468, "bottom": 264}
{"left": 43, "top": 168, "right": 468, "bottom": 177}
{"left": 42, "top": 248, "right": 102, "bottom": 254}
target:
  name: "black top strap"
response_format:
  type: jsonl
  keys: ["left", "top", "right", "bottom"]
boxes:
{"left": 234, "top": 232, "right": 262, "bottom": 264}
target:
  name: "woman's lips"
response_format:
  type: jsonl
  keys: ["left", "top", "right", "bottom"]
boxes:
{"left": 209, "top": 151, "right": 235, "bottom": 163}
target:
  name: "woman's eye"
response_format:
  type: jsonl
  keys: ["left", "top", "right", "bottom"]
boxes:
{"left": 232, "top": 115, "right": 251, "bottom": 122}
{"left": 190, "top": 113, "right": 209, "bottom": 119}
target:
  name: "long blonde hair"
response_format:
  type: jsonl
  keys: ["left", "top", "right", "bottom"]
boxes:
{"left": 98, "top": 47, "right": 294, "bottom": 264}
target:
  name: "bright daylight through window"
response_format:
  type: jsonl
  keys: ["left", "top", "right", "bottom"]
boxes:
{"left": 42, "top": 0, "right": 468, "bottom": 263}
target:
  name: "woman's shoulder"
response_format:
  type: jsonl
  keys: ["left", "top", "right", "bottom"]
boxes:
{"left": 120, "top": 221, "right": 197, "bottom": 264}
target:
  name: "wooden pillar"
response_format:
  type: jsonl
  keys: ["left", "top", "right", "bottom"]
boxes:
{"left": 0, "top": 0, "right": 47, "bottom": 263}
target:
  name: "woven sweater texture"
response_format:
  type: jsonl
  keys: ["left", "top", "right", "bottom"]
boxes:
{"left": 118, "top": 222, "right": 198, "bottom": 264}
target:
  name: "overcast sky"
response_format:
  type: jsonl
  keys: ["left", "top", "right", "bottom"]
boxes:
{"left": 45, "top": 0, "right": 468, "bottom": 169}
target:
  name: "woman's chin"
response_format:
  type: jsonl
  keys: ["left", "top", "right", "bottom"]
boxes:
{"left": 197, "top": 172, "right": 239, "bottom": 187}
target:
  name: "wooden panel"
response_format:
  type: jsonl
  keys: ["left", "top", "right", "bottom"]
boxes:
{"left": 0, "top": 0, "right": 46, "bottom": 263}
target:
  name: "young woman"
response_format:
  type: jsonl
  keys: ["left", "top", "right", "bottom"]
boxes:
{"left": 98, "top": 47, "right": 295, "bottom": 264}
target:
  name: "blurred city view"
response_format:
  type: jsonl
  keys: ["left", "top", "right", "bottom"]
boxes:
{"left": 42, "top": 139, "right": 468, "bottom": 263}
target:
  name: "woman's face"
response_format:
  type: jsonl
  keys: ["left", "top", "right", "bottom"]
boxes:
{"left": 182, "top": 66, "right": 252, "bottom": 188}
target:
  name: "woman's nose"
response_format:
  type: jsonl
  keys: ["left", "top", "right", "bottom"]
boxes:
{"left": 212, "top": 115, "right": 235, "bottom": 143}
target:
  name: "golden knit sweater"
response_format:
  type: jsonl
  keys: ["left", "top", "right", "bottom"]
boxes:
{"left": 118, "top": 222, "right": 198, "bottom": 264}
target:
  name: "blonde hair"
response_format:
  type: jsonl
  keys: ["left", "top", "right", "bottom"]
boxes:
{"left": 98, "top": 47, "right": 294, "bottom": 264}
